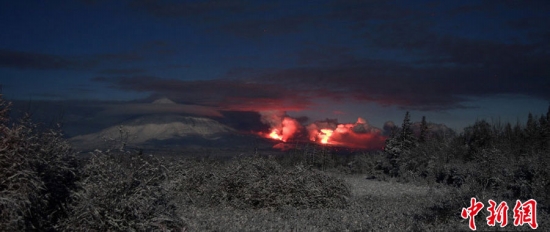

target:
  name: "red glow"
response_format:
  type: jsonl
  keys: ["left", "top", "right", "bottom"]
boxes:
{"left": 307, "top": 117, "right": 386, "bottom": 149}
{"left": 273, "top": 143, "right": 295, "bottom": 151}
{"left": 281, "top": 117, "right": 300, "bottom": 141}
{"left": 260, "top": 114, "right": 301, "bottom": 142}
{"left": 260, "top": 113, "right": 386, "bottom": 150}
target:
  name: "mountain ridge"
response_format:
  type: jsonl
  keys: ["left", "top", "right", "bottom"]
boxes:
{"left": 69, "top": 114, "right": 236, "bottom": 150}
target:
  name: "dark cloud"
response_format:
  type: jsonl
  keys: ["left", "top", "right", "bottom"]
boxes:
{"left": 79, "top": 0, "right": 108, "bottom": 5}
{"left": 94, "top": 32, "right": 550, "bottom": 113}
{"left": 255, "top": 60, "right": 468, "bottom": 110}
{"left": 137, "top": 40, "right": 179, "bottom": 57}
{"left": 446, "top": 1, "right": 550, "bottom": 17}
{"left": 9, "top": 99, "right": 112, "bottom": 136}
{"left": 221, "top": 15, "right": 315, "bottom": 38}
{"left": 255, "top": 45, "right": 550, "bottom": 110}
{"left": 99, "top": 68, "right": 147, "bottom": 75}
{"left": 129, "top": 0, "right": 320, "bottom": 38}
{"left": 94, "top": 53, "right": 143, "bottom": 62}
{"left": 294, "top": 44, "right": 356, "bottom": 66}
{"left": 0, "top": 49, "right": 93, "bottom": 70}
{"left": 219, "top": 110, "right": 268, "bottom": 132}
{"left": 92, "top": 76, "right": 312, "bottom": 112}
{"left": 327, "top": 0, "right": 414, "bottom": 21}
{"left": 0, "top": 49, "right": 143, "bottom": 71}
{"left": 99, "top": 102, "right": 223, "bottom": 118}
{"left": 30, "top": 93, "right": 66, "bottom": 100}
{"left": 10, "top": 98, "right": 224, "bottom": 136}
{"left": 5, "top": 0, "right": 550, "bottom": 116}
{"left": 128, "top": 0, "right": 253, "bottom": 19}
{"left": 233, "top": 0, "right": 550, "bottom": 110}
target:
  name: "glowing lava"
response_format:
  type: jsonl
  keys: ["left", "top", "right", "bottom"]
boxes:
{"left": 269, "top": 129, "right": 284, "bottom": 141}
{"left": 319, "top": 129, "right": 333, "bottom": 144}
{"left": 306, "top": 117, "right": 387, "bottom": 149}
{"left": 260, "top": 114, "right": 301, "bottom": 142}
{"left": 260, "top": 112, "right": 387, "bottom": 150}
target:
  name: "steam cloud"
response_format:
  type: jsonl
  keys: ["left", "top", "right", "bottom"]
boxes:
{"left": 307, "top": 117, "right": 386, "bottom": 150}
{"left": 259, "top": 111, "right": 387, "bottom": 150}
{"left": 259, "top": 111, "right": 302, "bottom": 142}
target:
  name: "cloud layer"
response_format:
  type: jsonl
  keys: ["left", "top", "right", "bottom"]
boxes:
{"left": 2, "top": 0, "right": 549, "bottom": 124}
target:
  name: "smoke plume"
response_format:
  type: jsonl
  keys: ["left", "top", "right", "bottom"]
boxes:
{"left": 259, "top": 111, "right": 386, "bottom": 150}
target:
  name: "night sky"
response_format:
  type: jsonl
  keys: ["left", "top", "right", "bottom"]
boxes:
{"left": 1, "top": 0, "right": 549, "bottom": 134}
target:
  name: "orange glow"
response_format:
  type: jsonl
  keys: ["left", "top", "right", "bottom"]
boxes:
{"left": 261, "top": 113, "right": 387, "bottom": 150}
{"left": 269, "top": 129, "right": 283, "bottom": 141}
{"left": 281, "top": 117, "right": 300, "bottom": 141}
{"left": 319, "top": 129, "right": 333, "bottom": 144}
{"left": 305, "top": 117, "right": 386, "bottom": 149}
{"left": 260, "top": 115, "right": 301, "bottom": 142}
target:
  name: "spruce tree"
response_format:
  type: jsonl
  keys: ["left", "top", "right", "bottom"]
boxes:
{"left": 546, "top": 105, "right": 550, "bottom": 150}
{"left": 384, "top": 111, "right": 417, "bottom": 177}
{"left": 419, "top": 116, "right": 428, "bottom": 143}
{"left": 539, "top": 115, "right": 549, "bottom": 150}
{"left": 525, "top": 112, "right": 540, "bottom": 151}
{"left": 526, "top": 113, "right": 538, "bottom": 136}
{"left": 504, "top": 122, "right": 513, "bottom": 141}
{"left": 401, "top": 111, "right": 416, "bottom": 149}
{"left": 384, "top": 127, "right": 400, "bottom": 174}
{"left": 464, "top": 120, "right": 492, "bottom": 160}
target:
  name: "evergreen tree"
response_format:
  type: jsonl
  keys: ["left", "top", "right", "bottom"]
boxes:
{"left": 504, "top": 122, "right": 513, "bottom": 141}
{"left": 525, "top": 112, "right": 540, "bottom": 151}
{"left": 419, "top": 116, "right": 428, "bottom": 143}
{"left": 525, "top": 113, "right": 538, "bottom": 136}
{"left": 539, "top": 115, "right": 549, "bottom": 150}
{"left": 464, "top": 120, "right": 492, "bottom": 160}
{"left": 384, "top": 111, "right": 417, "bottom": 176}
{"left": 400, "top": 111, "right": 416, "bottom": 149}
{"left": 502, "top": 122, "right": 514, "bottom": 153}
{"left": 512, "top": 120, "right": 525, "bottom": 155}
{"left": 546, "top": 105, "right": 550, "bottom": 150}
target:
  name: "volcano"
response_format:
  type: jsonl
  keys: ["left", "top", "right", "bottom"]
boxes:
{"left": 151, "top": 97, "right": 177, "bottom": 105}
{"left": 69, "top": 114, "right": 242, "bottom": 150}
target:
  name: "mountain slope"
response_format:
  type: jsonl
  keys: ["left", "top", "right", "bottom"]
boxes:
{"left": 70, "top": 114, "right": 235, "bottom": 150}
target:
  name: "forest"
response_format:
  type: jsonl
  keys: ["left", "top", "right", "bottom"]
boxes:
{"left": 1, "top": 94, "right": 549, "bottom": 231}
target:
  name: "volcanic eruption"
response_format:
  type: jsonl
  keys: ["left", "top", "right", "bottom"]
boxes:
{"left": 259, "top": 111, "right": 386, "bottom": 150}
{"left": 259, "top": 111, "right": 301, "bottom": 142}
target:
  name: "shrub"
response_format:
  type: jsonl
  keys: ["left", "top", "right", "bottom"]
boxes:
{"left": 171, "top": 155, "right": 351, "bottom": 210}
{"left": 59, "top": 150, "right": 184, "bottom": 231}
{"left": 0, "top": 96, "right": 78, "bottom": 230}
{"left": 221, "top": 156, "right": 350, "bottom": 209}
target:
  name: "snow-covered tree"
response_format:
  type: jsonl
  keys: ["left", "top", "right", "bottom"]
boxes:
{"left": 419, "top": 116, "right": 428, "bottom": 143}
{"left": 384, "top": 111, "right": 417, "bottom": 176}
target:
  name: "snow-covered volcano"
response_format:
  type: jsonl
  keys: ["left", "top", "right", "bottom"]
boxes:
{"left": 151, "top": 97, "right": 177, "bottom": 105}
{"left": 70, "top": 114, "right": 236, "bottom": 150}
